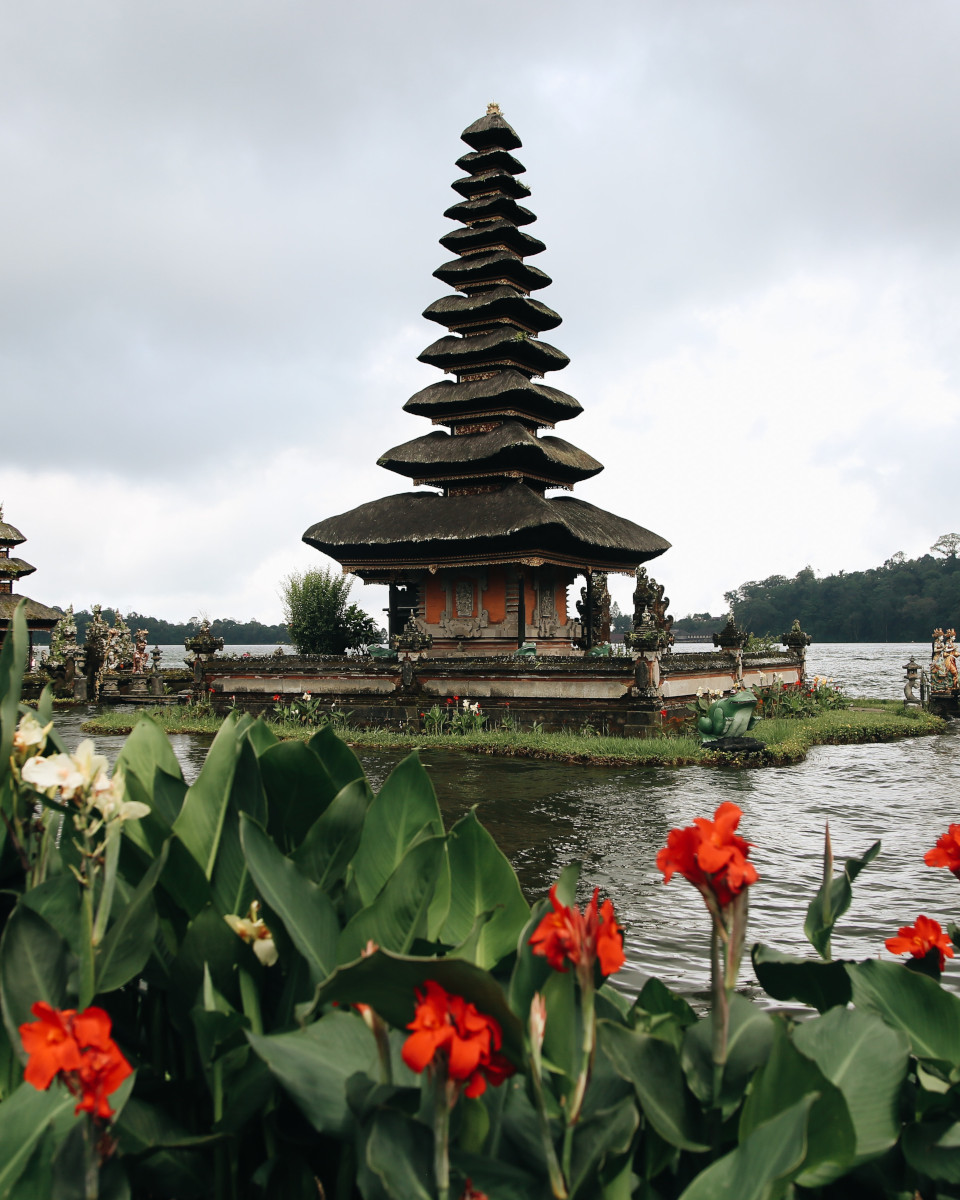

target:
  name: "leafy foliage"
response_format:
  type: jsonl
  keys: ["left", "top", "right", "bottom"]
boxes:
{"left": 282, "top": 567, "right": 385, "bottom": 655}
{"left": 4, "top": 598, "right": 960, "bottom": 1198}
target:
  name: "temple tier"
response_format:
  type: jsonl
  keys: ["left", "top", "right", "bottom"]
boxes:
{"left": 304, "top": 107, "right": 670, "bottom": 654}
{"left": 0, "top": 507, "right": 61, "bottom": 656}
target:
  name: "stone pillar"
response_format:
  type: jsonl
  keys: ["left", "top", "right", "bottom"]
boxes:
{"left": 780, "top": 619, "right": 812, "bottom": 678}
{"left": 714, "top": 615, "right": 748, "bottom": 689}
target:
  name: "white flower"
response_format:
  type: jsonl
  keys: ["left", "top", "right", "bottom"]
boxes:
{"left": 92, "top": 769, "right": 150, "bottom": 823}
{"left": 12, "top": 713, "right": 53, "bottom": 759}
{"left": 302, "top": 692, "right": 312, "bottom": 700}
{"left": 70, "top": 740, "right": 111, "bottom": 798}
{"left": 462, "top": 698, "right": 469, "bottom": 709}
{"left": 224, "top": 901, "right": 278, "bottom": 966}
{"left": 21, "top": 752, "right": 85, "bottom": 797}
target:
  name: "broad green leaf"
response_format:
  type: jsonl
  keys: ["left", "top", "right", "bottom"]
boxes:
{"left": 20, "top": 874, "right": 82, "bottom": 961}
{"left": 751, "top": 943, "right": 852, "bottom": 1011}
{"left": 115, "top": 715, "right": 183, "bottom": 791}
{"left": 350, "top": 752, "right": 444, "bottom": 906}
{"left": 600, "top": 1020, "right": 709, "bottom": 1151}
{"left": 363, "top": 1107, "right": 435, "bottom": 1200}
{"left": 0, "top": 1082, "right": 81, "bottom": 1196}
{"left": 244, "top": 716, "right": 279, "bottom": 757}
{"left": 740, "top": 1019, "right": 856, "bottom": 1187}
{"left": 168, "top": 904, "right": 248, "bottom": 1025}
{"left": 569, "top": 1095, "right": 639, "bottom": 1200}
{"left": 903, "top": 1120, "right": 960, "bottom": 1183}
{"left": 338, "top": 835, "right": 445, "bottom": 962}
{"left": 681, "top": 994, "right": 774, "bottom": 1119}
{"left": 679, "top": 1094, "right": 816, "bottom": 1200}
{"left": 0, "top": 905, "right": 70, "bottom": 1051}
{"left": 792, "top": 1005, "right": 908, "bottom": 1160}
{"left": 240, "top": 814, "right": 339, "bottom": 984}
{"left": 507, "top": 898, "right": 553, "bottom": 1023}
{"left": 0, "top": 601, "right": 29, "bottom": 792}
{"left": 310, "top": 948, "right": 525, "bottom": 1061}
{"left": 804, "top": 841, "right": 880, "bottom": 960}
{"left": 209, "top": 736, "right": 267, "bottom": 916}
{"left": 172, "top": 712, "right": 243, "bottom": 879}
{"left": 846, "top": 958, "right": 960, "bottom": 1062}
{"left": 292, "top": 778, "right": 370, "bottom": 890}
{"left": 449, "top": 1154, "right": 537, "bottom": 1200}
{"left": 96, "top": 842, "right": 169, "bottom": 993}
{"left": 247, "top": 1009, "right": 379, "bottom": 1135}
{"left": 114, "top": 1099, "right": 212, "bottom": 1198}
{"left": 259, "top": 741, "right": 338, "bottom": 852}
{"left": 438, "top": 809, "right": 530, "bottom": 970}
{"left": 542, "top": 967, "right": 579, "bottom": 1084}
{"left": 307, "top": 725, "right": 365, "bottom": 790}
{"left": 35, "top": 683, "right": 54, "bottom": 728}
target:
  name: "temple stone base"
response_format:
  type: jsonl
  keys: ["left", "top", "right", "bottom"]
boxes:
{"left": 202, "top": 650, "right": 803, "bottom": 738}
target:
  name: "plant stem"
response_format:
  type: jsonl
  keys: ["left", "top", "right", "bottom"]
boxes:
{"left": 79, "top": 884, "right": 96, "bottom": 1008}
{"left": 433, "top": 1062, "right": 452, "bottom": 1200}
{"left": 92, "top": 826, "right": 120, "bottom": 947}
{"left": 530, "top": 1065, "right": 568, "bottom": 1198}
{"left": 562, "top": 976, "right": 596, "bottom": 1183}
{"left": 84, "top": 1119, "right": 99, "bottom": 1200}
{"left": 238, "top": 967, "right": 263, "bottom": 1036}
{"left": 710, "top": 924, "right": 729, "bottom": 1111}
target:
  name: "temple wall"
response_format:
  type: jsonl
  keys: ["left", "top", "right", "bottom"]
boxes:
{"left": 200, "top": 650, "right": 804, "bottom": 736}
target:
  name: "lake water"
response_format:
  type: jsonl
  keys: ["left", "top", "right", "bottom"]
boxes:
{"left": 57, "top": 642, "right": 959, "bottom": 1002}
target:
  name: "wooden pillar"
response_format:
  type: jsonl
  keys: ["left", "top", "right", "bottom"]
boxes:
{"left": 517, "top": 574, "right": 526, "bottom": 646}
{"left": 585, "top": 571, "right": 594, "bottom": 651}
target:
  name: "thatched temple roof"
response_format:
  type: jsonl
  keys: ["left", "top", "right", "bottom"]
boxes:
{"left": 0, "top": 595, "right": 61, "bottom": 632}
{"left": 302, "top": 107, "right": 669, "bottom": 577}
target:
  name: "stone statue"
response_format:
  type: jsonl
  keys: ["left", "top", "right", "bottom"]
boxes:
{"left": 697, "top": 689, "right": 760, "bottom": 745}
{"left": 575, "top": 572, "right": 611, "bottom": 650}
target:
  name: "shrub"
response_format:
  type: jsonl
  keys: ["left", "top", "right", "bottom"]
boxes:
{"left": 281, "top": 566, "right": 384, "bottom": 654}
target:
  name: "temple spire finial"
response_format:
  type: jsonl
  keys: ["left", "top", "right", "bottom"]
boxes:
{"left": 486, "top": 101, "right": 501, "bottom": 116}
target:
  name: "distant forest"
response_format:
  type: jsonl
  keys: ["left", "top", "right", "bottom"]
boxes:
{"left": 724, "top": 538, "right": 960, "bottom": 642}
{"left": 67, "top": 611, "right": 289, "bottom": 645}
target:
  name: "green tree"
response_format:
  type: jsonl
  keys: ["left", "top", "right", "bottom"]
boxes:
{"left": 282, "top": 568, "right": 385, "bottom": 655}
{"left": 931, "top": 533, "right": 960, "bottom": 558}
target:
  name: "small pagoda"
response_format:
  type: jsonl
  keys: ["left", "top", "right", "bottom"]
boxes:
{"left": 303, "top": 107, "right": 670, "bottom": 655}
{"left": 0, "top": 507, "right": 61, "bottom": 660}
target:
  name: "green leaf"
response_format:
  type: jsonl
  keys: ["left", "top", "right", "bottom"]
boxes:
{"left": 507, "top": 898, "right": 553, "bottom": 1023}
{"left": 804, "top": 841, "right": 880, "bottom": 959}
{"left": 439, "top": 809, "right": 530, "bottom": 970}
{"left": 0, "top": 601, "right": 29, "bottom": 793}
{"left": 172, "top": 712, "right": 243, "bottom": 879}
{"left": 1, "top": 905, "right": 70, "bottom": 1051}
{"left": 95, "top": 842, "right": 169, "bottom": 993}
{"left": 792, "top": 1005, "right": 909, "bottom": 1161}
{"left": 739, "top": 1019, "right": 856, "bottom": 1187}
{"left": 681, "top": 994, "right": 774, "bottom": 1119}
{"left": 0, "top": 1082, "right": 81, "bottom": 1197}
{"left": 846, "top": 958, "right": 960, "bottom": 1062}
{"left": 168, "top": 904, "right": 247, "bottom": 1025}
{"left": 349, "top": 752, "right": 444, "bottom": 906}
{"left": 115, "top": 715, "right": 183, "bottom": 791}
{"left": 258, "top": 741, "right": 338, "bottom": 852}
{"left": 239, "top": 814, "right": 339, "bottom": 984}
{"left": 679, "top": 1094, "right": 816, "bottom": 1200}
{"left": 450, "top": 1154, "right": 538, "bottom": 1200}
{"left": 20, "top": 875, "right": 82, "bottom": 962}
{"left": 114, "top": 1098, "right": 212, "bottom": 1198}
{"left": 363, "top": 1107, "right": 435, "bottom": 1200}
{"left": 247, "top": 1009, "right": 379, "bottom": 1135}
{"left": 209, "top": 736, "right": 267, "bottom": 917}
{"left": 309, "top": 948, "right": 525, "bottom": 1061}
{"left": 903, "top": 1119, "right": 960, "bottom": 1183}
{"left": 570, "top": 1095, "right": 639, "bottom": 1200}
{"left": 751, "top": 943, "right": 852, "bottom": 1012}
{"left": 338, "top": 835, "right": 445, "bottom": 962}
{"left": 292, "top": 778, "right": 370, "bottom": 890}
{"left": 35, "top": 684, "right": 54, "bottom": 728}
{"left": 600, "top": 1020, "right": 709, "bottom": 1151}
{"left": 307, "top": 725, "right": 365, "bottom": 790}
{"left": 542, "top": 967, "right": 579, "bottom": 1083}
{"left": 244, "top": 716, "right": 278, "bottom": 757}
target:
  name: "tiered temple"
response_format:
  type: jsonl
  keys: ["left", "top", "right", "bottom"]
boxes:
{"left": 303, "top": 107, "right": 670, "bottom": 655}
{"left": 0, "top": 507, "right": 61, "bottom": 656}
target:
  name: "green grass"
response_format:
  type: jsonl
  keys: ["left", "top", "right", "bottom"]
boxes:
{"left": 81, "top": 704, "right": 945, "bottom": 768}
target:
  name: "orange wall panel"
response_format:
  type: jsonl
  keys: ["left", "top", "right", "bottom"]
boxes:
{"left": 425, "top": 575, "right": 446, "bottom": 624}
{"left": 485, "top": 567, "right": 506, "bottom": 624}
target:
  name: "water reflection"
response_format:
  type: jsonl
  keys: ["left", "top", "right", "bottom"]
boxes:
{"left": 53, "top": 642, "right": 960, "bottom": 999}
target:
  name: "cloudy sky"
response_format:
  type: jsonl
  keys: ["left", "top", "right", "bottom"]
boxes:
{"left": 4, "top": 0, "right": 960, "bottom": 628}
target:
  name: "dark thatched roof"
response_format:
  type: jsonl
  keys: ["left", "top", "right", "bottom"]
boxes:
{"left": 303, "top": 483, "right": 670, "bottom": 573}
{"left": 439, "top": 221, "right": 545, "bottom": 259}
{"left": 0, "top": 558, "right": 35, "bottom": 578}
{"left": 443, "top": 195, "right": 535, "bottom": 226}
{"left": 0, "top": 595, "right": 61, "bottom": 630}
{"left": 451, "top": 171, "right": 531, "bottom": 201}
{"left": 455, "top": 148, "right": 525, "bottom": 175}
{"left": 418, "top": 329, "right": 569, "bottom": 376}
{"left": 377, "top": 422, "right": 603, "bottom": 485}
{"left": 423, "top": 289, "right": 561, "bottom": 333}
{"left": 460, "top": 112, "right": 522, "bottom": 152}
{"left": 433, "top": 251, "right": 550, "bottom": 293}
{"left": 0, "top": 521, "right": 26, "bottom": 546}
{"left": 403, "top": 370, "right": 582, "bottom": 425}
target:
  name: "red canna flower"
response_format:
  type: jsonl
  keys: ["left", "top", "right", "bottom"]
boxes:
{"left": 402, "top": 980, "right": 514, "bottom": 1099}
{"left": 885, "top": 915, "right": 955, "bottom": 971}
{"left": 657, "top": 801, "right": 758, "bottom": 907}
{"left": 529, "top": 885, "right": 625, "bottom": 978}
{"left": 460, "top": 1181, "right": 489, "bottom": 1200}
{"left": 272, "top": 694, "right": 280, "bottom": 701}
{"left": 925, "top": 825, "right": 960, "bottom": 876}
{"left": 20, "top": 1003, "right": 132, "bottom": 1119}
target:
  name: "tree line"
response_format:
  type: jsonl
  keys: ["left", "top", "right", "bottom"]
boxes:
{"left": 66, "top": 611, "right": 291, "bottom": 645}
{"left": 724, "top": 536, "right": 960, "bottom": 642}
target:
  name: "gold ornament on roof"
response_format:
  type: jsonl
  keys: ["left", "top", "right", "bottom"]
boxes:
{"left": 486, "top": 102, "right": 501, "bottom": 116}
